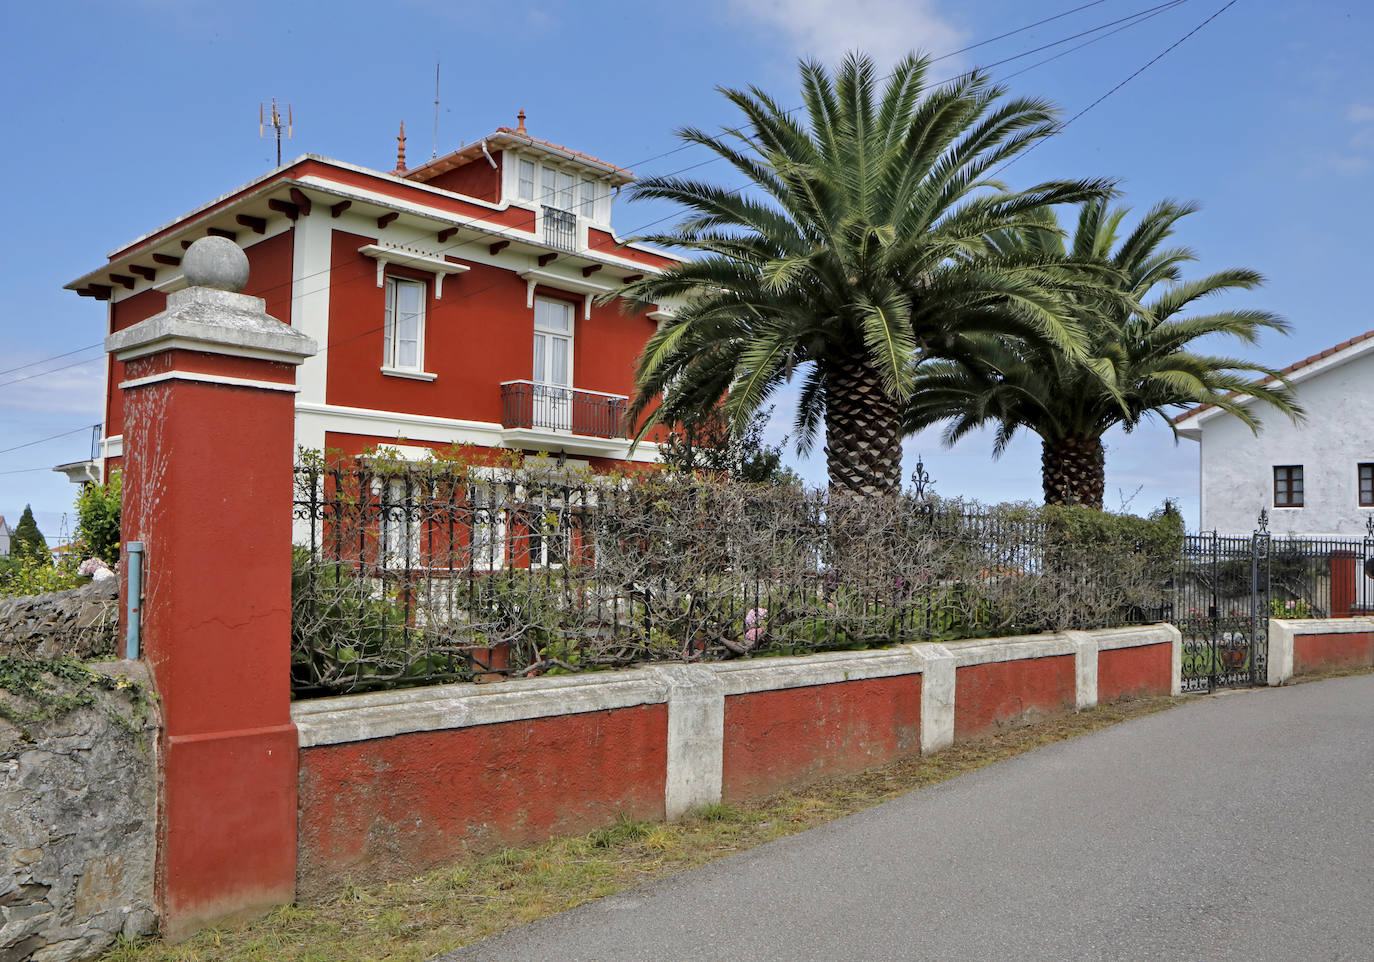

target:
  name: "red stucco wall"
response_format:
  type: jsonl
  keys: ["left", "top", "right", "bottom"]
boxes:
{"left": 1097, "top": 642, "right": 1172, "bottom": 702}
{"left": 954, "top": 655, "right": 1076, "bottom": 740}
{"left": 296, "top": 704, "right": 668, "bottom": 894}
{"left": 322, "top": 230, "right": 656, "bottom": 425}
{"left": 720, "top": 677, "right": 922, "bottom": 802}
{"left": 1294, "top": 631, "right": 1374, "bottom": 675}
{"left": 419, "top": 151, "right": 504, "bottom": 203}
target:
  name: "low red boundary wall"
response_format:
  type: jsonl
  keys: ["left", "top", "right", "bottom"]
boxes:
{"left": 1098, "top": 642, "right": 1174, "bottom": 702}
{"left": 1295, "top": 631, "right": 1374, "bottom": 675}
{"left": 290, "top": 625, "right": 1180, "bottom": 894}
{"left": 297, "top": 704, "right": 667, "bottom": 895}
{"left": 1268, "top": 618, "right": 1374, "bottom": 685}
{"left": 720, "top": 676, "right": 921, "bottom": 802}
{"left": 953, "top": 655, "right": 1075, "bottom": 739}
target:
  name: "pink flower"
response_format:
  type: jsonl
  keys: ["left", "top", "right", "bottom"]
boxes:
{"left": 744, "top": 627, "right": 760, "bottom": 644}
{"left": 744, "top": 607, "right": 768, "bottom": 628}
{"left": 78, "top": 557, "right": 111, "bottom": 577}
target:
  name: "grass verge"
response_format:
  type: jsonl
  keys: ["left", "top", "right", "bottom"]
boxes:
{"left": 105, "top": 694, "right": 1185, "bottom": 962}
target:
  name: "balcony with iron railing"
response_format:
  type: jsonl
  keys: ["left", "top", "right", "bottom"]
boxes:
{"left": 541, "top": 205, "right": 577, "bottom": 252}
{"left": 500, "top": 381, "right": 628, "bottom": 441}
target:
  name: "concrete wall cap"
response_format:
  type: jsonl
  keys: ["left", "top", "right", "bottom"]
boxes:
{"left": 708, "top": 646, "right": 923, "bottom": 696}
{"left": 292, "top": 669, "right": 669, "bottom": 747}
{"left": 106, "top": 287, "right": 317, "bottom": 364}
{"left": 1089, "top": 624, "right": 1180, "bottom": 651}
{"left": 1272, "top": 616, "right": 1374, "bottom": 635}
{"left": 945, "top": 633, "right": 1079, "bottom": 667}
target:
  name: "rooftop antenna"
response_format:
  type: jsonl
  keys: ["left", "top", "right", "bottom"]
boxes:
{"left": 432, "top": 60, "right": 440, "bottom": 159}
{"left": 259, "top": 98, "right": 293, "bottom": 167}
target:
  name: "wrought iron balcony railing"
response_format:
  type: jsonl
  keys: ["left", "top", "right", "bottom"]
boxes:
{"left": 541, "top": 205, "right": 577, "bottom": 252}
{"left": 500, "top": 380, "right": 628, "bottom": 439}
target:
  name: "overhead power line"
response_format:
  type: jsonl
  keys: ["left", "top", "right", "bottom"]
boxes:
{"left": 992, "top": 0, "right": 1240, "bottom": 176}
{"left": 0, "top": 423, "right": 99, "bottom": 458}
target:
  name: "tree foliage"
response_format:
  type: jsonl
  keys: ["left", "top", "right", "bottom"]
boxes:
{"left": 76, "top": 472, "right": 122, "bottom": 566}
{"left": 618, "top": 52, "right": 1119, "bottom": 495}
{"left": 659, "top": 406, "right": 801, "bottom": 486}
{"left": 10, "top": 505, "right": 49, "bottom": 566}
{"left": 905, "top": 199, "right": 1303, "bottom": 507}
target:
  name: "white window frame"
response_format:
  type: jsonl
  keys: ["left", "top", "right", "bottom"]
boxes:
{"left": 383, "top": 275, "right": 431, "bottom": 378}
{"left": 467, "top": 475, "right": 509, "bottom": 571}
{"left": 518, "top": 159, "right": 536, "bottom": 201}
{"left": 532, "top": 296, "right": 575, "bottom": 431}
{"left": 520, "top": 481, "right": 586, "bottom": 569}
{"left": 508, "top": 153, "right": 611, "bottom": 225}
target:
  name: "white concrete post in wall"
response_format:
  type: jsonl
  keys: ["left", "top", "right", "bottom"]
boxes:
{"left": 1063, "top": 630, "right": 1099, "bottom": 710}
{"left": 911, "top": 644, "right": 955, "bottom": 753}
{"left": 1268, "top": 619, "right": 1296, "bottom": 686}
{"left": 650, "top": 665, "right": 725, "bottom": 819}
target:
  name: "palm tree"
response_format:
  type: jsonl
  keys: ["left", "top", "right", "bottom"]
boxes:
{"left": 904, "top": 198, "right": 1303, "bottom": 508}
{"left": 618, "top": 53, "right": 1117, "bottom": 496}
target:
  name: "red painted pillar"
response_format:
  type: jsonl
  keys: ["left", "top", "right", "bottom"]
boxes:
{"left": 107, "top": 237, "right": 317, "bottom": 940}
{"left": 1331, "top": 550, "right": 1358, "bottom": 618}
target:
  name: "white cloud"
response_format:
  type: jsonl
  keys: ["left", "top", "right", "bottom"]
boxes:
{"left": 1347, "top": 103, "right": 1374, "bottom": 124}
{"left": 0, "top": 355, "right": 104, "bottom": 417}
{"left": 727, "top": 0, "right": 966, "bottom": 70}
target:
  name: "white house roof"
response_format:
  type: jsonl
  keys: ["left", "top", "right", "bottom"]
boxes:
{"left": 1171, "top": 327, "right": 1374, "bottom": 439}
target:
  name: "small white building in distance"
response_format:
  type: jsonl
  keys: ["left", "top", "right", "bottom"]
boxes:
{"left": 1173, "top": 329, "right": 1374, "bottom": 537}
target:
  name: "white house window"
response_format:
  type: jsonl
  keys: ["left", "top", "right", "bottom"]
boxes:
{"left": 384, "top": 276, "right": 425, "bottom": 372}
{"left": 518, "top": 159, "right": 536, "bottom": 201}
{"left": 515, "top": 156, "right": 607, "bottom": 223}
{"left": 525, "top": 483, "right": 571, "bottom": 568}
{"left": 468, "top": 480, "right": 507, "bottom": 570}
{"left": 532, "top": 297, "right": 574, "bottom": 431}
{"left": 578, "top": 177, "right": 598, "bottom": 217}
{"left": 1360, "top": 463, "right": 1373, "bottom": 507}
{"left": 1274, "top": 465, "right": 1304, "bottom": 508}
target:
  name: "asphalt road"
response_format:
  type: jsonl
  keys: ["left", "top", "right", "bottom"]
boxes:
{"left": 439, "top": 674, "right": 1374, "bottom": 962}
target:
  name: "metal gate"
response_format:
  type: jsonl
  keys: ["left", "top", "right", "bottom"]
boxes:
{"left": 1174, "top": 515, "right": 1374, "bottom": 693}
{"left": 1175, "top": 528, "right": 1271, "bottom": 693}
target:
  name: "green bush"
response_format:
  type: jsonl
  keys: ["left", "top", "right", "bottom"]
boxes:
{"left": 76, "top": 472, "right": 122, "bottom": 566}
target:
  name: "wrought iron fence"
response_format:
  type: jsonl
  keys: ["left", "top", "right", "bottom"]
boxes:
{"left": 290, "top": 460, "right": 1178, "bottom": 697}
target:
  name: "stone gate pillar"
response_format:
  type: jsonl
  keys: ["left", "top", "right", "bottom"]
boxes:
{"left": 107, "top": 236, "right": 316, "bottom": 939}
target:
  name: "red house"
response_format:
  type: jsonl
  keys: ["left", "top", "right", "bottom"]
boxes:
{"left": 62, "top": 113, "right": 678, "bottom": 481}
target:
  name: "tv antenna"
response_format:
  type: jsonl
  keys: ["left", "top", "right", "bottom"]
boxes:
{"left": 432, "top": 60, "right": 440, "bottom": 159}
{"left": 259, "top": 99, "right": 293, "bottom": 166}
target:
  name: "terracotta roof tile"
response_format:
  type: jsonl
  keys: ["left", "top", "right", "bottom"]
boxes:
{"left": 1172, "top": 327, "right": 1374, "bottom": 424}
{"left": 404, "top": 128, "right": 633, "bottom": 185}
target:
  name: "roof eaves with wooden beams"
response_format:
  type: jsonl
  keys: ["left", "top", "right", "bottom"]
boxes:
{"left": 65, "top": 155, "right": 679, "bottom": 302}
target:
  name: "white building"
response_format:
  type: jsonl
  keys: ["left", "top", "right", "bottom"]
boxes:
{"left": 1173, "top": 329, "right": 1374, "bottom": 537}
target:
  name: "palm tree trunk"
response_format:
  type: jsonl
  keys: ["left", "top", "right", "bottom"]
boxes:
{"left": 824, "top": 358, "right": 904, "bottom": 496}
{"left": 1041, "top": 436, "right": 1105, "bottom": 509}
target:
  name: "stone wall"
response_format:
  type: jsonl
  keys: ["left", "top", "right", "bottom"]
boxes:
{"left": 0, "top": 580, "right": 117, "bottom": 662}
{"left": 1, "top": 661, "right": 157, "bottom": 961}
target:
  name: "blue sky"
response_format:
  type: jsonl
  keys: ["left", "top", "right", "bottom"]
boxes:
{"left": 2, "top": 0, "right": 1370, "bottom": 541}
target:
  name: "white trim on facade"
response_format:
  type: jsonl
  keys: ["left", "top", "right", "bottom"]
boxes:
{"left": 119, "top": 371, "right": 301, "bottom": 394}
{"left": 359, "top": 243, "right": 470, "bottom": 299}
{"left": 292, "top": 401, "right": 663, "bottom": 463}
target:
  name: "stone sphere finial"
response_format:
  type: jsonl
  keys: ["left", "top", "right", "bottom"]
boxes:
{"left": 183, "top": 236, "right": 249, "bottom": 292}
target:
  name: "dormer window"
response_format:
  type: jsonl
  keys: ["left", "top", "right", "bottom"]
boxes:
{"left": 512, "top": 155, "right": 610, "bottom": 223}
